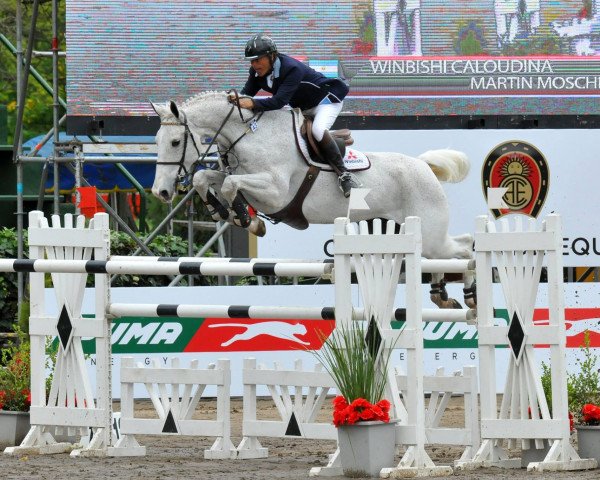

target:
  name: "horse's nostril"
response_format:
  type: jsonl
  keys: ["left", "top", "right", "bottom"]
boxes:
{"left": 160, "top": 190, "right": 170, "bottom": 201}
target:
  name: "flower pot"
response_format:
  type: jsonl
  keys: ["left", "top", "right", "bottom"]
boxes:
{"left": 577, "top": 425, "right": 600, "bottom": 465}
{"left": 337, "top": 420, "right": 396, "bottom": 477}
{"left": 0, "top": 410, "right": 30, "bottom": 446}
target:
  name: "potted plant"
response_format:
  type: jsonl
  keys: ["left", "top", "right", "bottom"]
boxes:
{"left": 312, "top": 320, "right": 396, "bottom": 477}
{"left": 569, "top": 332, "right": 600, "bottom": 464}
{"left": 0, "top": 331, "right": 31, "bottom": 446}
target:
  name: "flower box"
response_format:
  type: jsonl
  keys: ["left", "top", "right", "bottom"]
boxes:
{"left": 337, "top": 420, "right": 396, "bottom": 477}
{"left": 0, "top": 410, "right": 30, "bottom": 446}
{"left": 577, "top": 425, "right": 600, "bottom": 466}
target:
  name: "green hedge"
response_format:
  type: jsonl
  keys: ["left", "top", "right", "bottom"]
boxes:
{"left": 0, "top": 227, "right": 23, "bottom": 333}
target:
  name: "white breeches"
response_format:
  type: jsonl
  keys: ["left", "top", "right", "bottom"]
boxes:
{"left": 303, "top": 101, "right": 344, "bottom": 142}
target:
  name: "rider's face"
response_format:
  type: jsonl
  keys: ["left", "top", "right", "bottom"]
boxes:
{"left": 250, "top": 55, "right": 272, "bottom": 77}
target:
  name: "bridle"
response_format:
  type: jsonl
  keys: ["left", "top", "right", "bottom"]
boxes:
{"left": 156, "top": 89, "right": 263, "bottom": 191}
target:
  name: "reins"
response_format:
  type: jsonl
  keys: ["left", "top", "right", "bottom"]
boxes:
{"left": 157, "top": 90, "right": 261, "bottom": 190}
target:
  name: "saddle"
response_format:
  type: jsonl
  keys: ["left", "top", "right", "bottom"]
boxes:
{"left": 300, "top": 117, "right": 353, "bottom": 163}
{"left": 267, "top": 110, "right": 363, "bottom": 230}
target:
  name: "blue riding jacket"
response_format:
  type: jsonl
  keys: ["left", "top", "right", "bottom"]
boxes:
{"left": 240, "top": 54, "right": 349, "bottom": 112}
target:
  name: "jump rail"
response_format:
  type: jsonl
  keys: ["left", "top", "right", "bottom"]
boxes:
{"left": 107, "top": 304, "right": 476, "bottom": 323}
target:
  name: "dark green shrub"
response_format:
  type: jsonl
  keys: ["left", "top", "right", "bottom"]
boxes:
{"left": 0, "top": 228, "right": 26, "bottom": 333}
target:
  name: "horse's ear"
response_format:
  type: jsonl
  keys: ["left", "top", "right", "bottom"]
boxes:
{"left": 150, "top": 102, "right": 170, "bottom": 118}
{"left": 169, "top": 101, "right": 180, "bottom": 119}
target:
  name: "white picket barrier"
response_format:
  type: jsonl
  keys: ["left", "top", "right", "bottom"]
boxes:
{"left": 109, "top": 357, "right": 235, "bottom": 459}
{"left": 236, "top": 358, "right": 337, "bottom": 459}
{"left": 396, "top": 365, "right": 480, "bottom": 465}
{"left": 238, "top": 361, "right": 479, "bottom": 465}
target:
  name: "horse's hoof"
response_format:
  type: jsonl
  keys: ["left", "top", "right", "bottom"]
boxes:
{"left": 430, "top": 294, "right": 464, "bottom": 310}
{"left": 449, "top": 298, "right": 463, "bottom": 309}
{"left": 249, "top": 218, "right": 267, "bottom": 237}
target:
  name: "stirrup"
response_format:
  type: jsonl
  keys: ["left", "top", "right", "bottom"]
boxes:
{"left": 338, "top": 172, "right": 362, "bottom": 198}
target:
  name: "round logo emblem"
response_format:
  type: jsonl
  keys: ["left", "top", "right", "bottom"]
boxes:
{"left": 482, "top": 140, "right": 549, "bottom": 219}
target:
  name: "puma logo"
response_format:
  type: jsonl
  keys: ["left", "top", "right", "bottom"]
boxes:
{"left": 532, "top": 318, "right": 600, "bottom": 336}
{"left": 565, "top": 319, "right": 600, "bottom": 337}
{"left": 208, "top": 321, "right": 310, "bottom": 347}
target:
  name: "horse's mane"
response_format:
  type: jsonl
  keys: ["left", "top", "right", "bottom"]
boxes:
{"left": 181, "top": 90, "right": 228, "bottom": 108}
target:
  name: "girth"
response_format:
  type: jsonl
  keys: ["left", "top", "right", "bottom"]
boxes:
{"left": 267, "top": 165, "right": 320, "bottom": 230}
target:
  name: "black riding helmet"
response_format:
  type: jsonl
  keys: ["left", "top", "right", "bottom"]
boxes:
{"left": 244, "top": 34, "right": 277, "bottom": 60}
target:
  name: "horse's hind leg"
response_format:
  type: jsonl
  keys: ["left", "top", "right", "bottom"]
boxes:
{"left": 429, "top": 233, "right": 475, "bottom": 309}
{"left": 429, "top": 273, "right": 463, "bottom": 309}
{"left": 451, "top": 233, "right": 477, "bottom": 308}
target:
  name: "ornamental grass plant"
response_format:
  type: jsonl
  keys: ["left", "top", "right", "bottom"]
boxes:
{"left": 312, "top": 320, "right": 394, "bottom": 426}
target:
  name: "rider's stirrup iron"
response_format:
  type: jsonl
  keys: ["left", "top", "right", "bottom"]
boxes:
{"left": 338, "top": 172, "right": 362, "bottom": 198}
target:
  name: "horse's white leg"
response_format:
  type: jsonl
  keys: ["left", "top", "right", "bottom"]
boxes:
{"left": 193, "top": 170, "right": 231, "bottom": 222}
{"left": 221, "top": 173, "right": 279, "bottom": 238}
{"left": 221, "top": 172, "right": 283, "bottom": 210}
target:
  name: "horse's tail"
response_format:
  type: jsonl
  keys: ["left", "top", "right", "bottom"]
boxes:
{"left": 418, "top": 149, "right": 470, "bottom": 183}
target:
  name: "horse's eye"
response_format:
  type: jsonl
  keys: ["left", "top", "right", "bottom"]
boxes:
{"left": 171, "top": 139, "right": 181, "bottom": 147}
{"left": 201, "top": 136, "right": 213, "bottom": 145}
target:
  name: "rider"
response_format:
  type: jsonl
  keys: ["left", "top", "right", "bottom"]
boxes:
{"left": 232, "top": 33, "right": 362, "bottom": 198}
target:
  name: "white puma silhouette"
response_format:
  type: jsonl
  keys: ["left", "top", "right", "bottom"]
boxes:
{"left": 565, "top": 319, "right": 600, "bottom": 337}
{"left": 532, "top": 318, "right": 600, "bottom": 337}
{"left": 208, "top": 321, "right": 310, "bottom": 347}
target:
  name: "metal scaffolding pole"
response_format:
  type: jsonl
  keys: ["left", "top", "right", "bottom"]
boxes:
{"left": 15, "top": 0, "right": 23, "bottom": 318}
{"left": 52, "top": 0, "right": 60, "bottom": 215}
{"left": 14, "top": 0, "right": 41, "bottom": 313}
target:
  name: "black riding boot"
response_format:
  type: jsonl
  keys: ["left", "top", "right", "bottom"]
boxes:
{"left": 317, "top": 130, "right": 362, "bottom": 198}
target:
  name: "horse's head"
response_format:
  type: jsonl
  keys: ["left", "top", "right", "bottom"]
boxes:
{"left": 151, "top": 101, "right": 200, "bottom": 202}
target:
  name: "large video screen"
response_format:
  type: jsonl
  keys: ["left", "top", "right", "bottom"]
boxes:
{"left": 66, "top": 0, "right": 600, "bottom": 133}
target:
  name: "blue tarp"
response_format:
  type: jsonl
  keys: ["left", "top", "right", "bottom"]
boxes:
{"left": 23, "top": 133, "right": 157, "bottom": 193}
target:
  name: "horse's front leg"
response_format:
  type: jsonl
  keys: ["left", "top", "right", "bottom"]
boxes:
{"left": 221, "top": 172, "right": 282, "bottom": 237}
{"left": 192, "top": 169, "right": 231, "bottom": 222}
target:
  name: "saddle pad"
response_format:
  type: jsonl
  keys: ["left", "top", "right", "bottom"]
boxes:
{"left": 342, "top": 148, "right": 369, "bottom": 170}
{"left": 291, "top": 109, "right": 371, "bottom": 172}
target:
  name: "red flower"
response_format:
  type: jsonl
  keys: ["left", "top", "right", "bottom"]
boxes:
{"left": 22, "top": 389, "right": 31, "bottom": 406}
{"left": 569, "top": 412, "right": 574, "bottom": 432}
{"left": 581, "top": 404, "right": 600, "bottom": 425}
{"left": 332, "top": 397, "right": 391, "bottom": 426}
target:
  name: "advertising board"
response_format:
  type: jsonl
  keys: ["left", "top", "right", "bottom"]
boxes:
{"left": 65, "top": 0, "right": 600, "bottom": 133}
{"left": 46, "top": 280, "right": 600, "bottom": 397}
